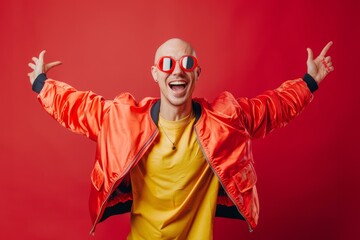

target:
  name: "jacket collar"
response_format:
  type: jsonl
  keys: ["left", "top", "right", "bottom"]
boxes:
{"left": 150, "top": 100, "right": 202, "bottom": 126}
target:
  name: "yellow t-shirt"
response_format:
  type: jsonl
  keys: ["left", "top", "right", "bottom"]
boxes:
{"left": 128, "top": 114, "right": 219, "bottom": 240}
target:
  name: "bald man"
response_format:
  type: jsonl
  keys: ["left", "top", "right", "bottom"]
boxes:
{"left": 28, "top": 38, "right": 333, "bottom": 239}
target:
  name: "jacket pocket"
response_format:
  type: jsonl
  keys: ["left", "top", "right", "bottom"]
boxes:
{"left": 233, "top": 162, "right": 257, "bottom": 193}
{"left": 91, "top": 161, "right": 104, "bottom": 191}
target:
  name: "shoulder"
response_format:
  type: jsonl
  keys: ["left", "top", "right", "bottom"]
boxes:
{"left": 114, "top": 93, "right": 157, "bottom": 105}
{"left": 111, "top": 93, "right": 159, "bottom": 113}
{"left": 194, "top": 91, "right": 243, "bottom": 120}
{"left": 195, "top": 91, "right": 239, "bottom": 110}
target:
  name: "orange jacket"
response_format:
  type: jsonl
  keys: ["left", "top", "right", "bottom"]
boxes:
{"left": 36, "top": 76, "right": 313, "bottom": 234}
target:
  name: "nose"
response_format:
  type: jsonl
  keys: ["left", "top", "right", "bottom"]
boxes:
{"left": 171, "top": 60, "right": 183, "bottom": 75}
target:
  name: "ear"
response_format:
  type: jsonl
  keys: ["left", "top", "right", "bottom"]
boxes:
{"left": 195, "top": 66, "right": 201, "bottom": 81}
{"left": 151, "top": 66, "right": 158, "bottom": 82}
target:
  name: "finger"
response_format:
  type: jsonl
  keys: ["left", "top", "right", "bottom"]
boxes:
{"left": 38, "top": 50, "right": 46, "bottom": 61}
{"left": 307, "top": 48, "right": 314, "bottom": 63}
{"left": 324, "top": 56, "right": 332, "bottom": 63}
{"left": 319, "top": 41, "right": 333, "bottom": 58}
{"left": 45, "top": 61, "right": 62, "bottom": 71}
{"left": 28, "top": 63, "right": 36, "bottom": 69}
{"left": 321, "top": 59, "right": 334, "bottom": 73}
{"left": 322, "top": 56, "right": 333, "bottom": 66}
{"left": 32, "top": 57, "right": 39, "bottom": 63}
{"left": 47, "top": 61, "right": 62, "bottom": 68}
{"left": 325, "top": 62, "right": 333, "bottom": 69}
{"left": 325, "top": 59, "right": 332, "bottom": 66}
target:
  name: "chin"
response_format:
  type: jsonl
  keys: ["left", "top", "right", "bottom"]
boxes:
{"left": 168, "top": 95, "right": 191, "bottom": 107}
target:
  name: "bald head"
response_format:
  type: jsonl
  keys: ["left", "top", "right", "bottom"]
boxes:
{"left": 154, "top": 38, "right": 196, "bottom": 63}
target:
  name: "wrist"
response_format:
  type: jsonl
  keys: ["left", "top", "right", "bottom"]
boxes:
{"left": 303, "top": 73, "right": 318, "bottom": 93}
{"left": 32, "top": 73, "right": 47, "bottom": 93}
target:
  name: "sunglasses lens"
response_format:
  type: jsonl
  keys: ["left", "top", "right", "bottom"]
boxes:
{"left": 157, "top": 56, "right": 197, "bottom": 73}
{"left": 181, "top": 56, "right": 196, "bottom": 70}
{"left": 159, "top": 57, "right": 174, "bottom": 72}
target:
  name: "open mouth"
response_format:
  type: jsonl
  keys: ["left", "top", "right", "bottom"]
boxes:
{"left": 169, "top": 80, "right": 187, "bottom": 92}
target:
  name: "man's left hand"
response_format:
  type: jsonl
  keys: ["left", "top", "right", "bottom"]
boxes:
{"left": 307, "top": 41, "right": 334, "bottom": 84}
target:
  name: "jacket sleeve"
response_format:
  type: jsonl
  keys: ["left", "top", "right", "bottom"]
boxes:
{"left": 36, "top": 77, "right": 111, "bottom": 141}
{"left": 237, "top": 77, "right": 315, "bottom": 139}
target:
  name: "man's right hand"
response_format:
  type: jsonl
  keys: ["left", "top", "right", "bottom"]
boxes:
{"left": 28, "top": 50, "right": 62, "bottom": 85}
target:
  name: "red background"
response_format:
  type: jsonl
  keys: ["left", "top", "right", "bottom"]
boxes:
{"left": 1, "top": 0, "right": 359, "bottom": 239}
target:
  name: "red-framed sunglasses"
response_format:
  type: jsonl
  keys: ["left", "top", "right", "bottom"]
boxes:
{"left": 156, "top": 55, "right": 198, "bottom": 73}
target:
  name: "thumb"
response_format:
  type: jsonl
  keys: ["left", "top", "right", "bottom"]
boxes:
{"left": 45, "top": 61, "right": 62, "bottom": 72}
{"left": 307, "top": 48, "right": 313, "bottom": 63}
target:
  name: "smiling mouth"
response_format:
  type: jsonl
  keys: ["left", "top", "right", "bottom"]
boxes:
{"left": 169, "top": 81, "right": 187, "bottom": 91}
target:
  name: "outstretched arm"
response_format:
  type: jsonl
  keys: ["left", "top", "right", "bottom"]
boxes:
{"left": 238, "top": 41, "right": 335, "bottom": 138}
{"left": 307, "top": 41, "right": 334, "bottom": 84}
{"left": 27, "top": 50, "right": 106, "bottom": 140}
{"left": 27, "top": 50, "right": 62, "bottom": 85}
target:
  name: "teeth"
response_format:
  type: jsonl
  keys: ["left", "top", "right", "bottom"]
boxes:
{"left": 170, "top": 81, "right": 185, "bottom": 86}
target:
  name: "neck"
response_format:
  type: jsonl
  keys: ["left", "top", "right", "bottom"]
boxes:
{"left": 159, "top": 101, "right": 193, "bottom": 121}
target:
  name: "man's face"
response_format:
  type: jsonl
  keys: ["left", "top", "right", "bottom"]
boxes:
{"left": 151, "top": 39, "right": 200, "bottom": 108}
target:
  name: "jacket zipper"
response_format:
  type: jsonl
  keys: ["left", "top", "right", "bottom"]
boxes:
{"left": 194, "top": 128, "right": 253, "bottom": 232}
{"left": 90, "top": 129, "right": 159, "bottom": 235}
